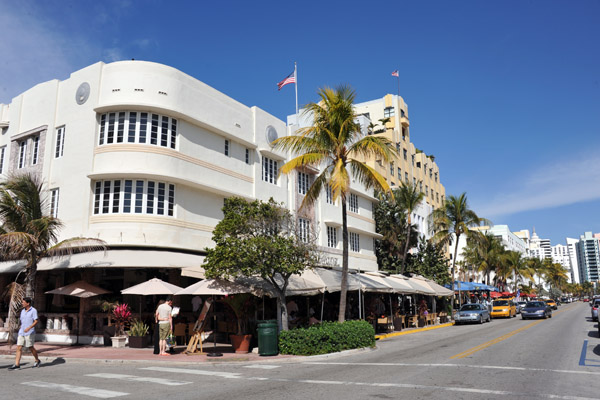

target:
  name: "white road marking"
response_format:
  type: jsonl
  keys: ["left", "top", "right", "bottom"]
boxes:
{"left": 141, "top": 366, "right": 242, "bottom": 379}
{"left": 86, "top": 373, "right": 192, "bottom": 386}
{"left": 22, "top": 381, "right": 128, "bottom": 398}
{"left": 303, "top": 362, "right": 600, "bottom": 376}
{"left": 243, "top": 365, "right": 281, "bottom": 370}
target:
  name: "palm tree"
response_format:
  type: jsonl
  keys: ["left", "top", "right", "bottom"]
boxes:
{"left": 394, "top": 182, "right": 425, "bottom": 275}
{"left": 462, "top": 232, "right": 505, "bottom": 286}
{"left": 544, "top": 262, "right": 569, "bottom": 295}
{"left": 430, "top": 193, "right": 488, "bottom": 305}
{"left": 502, "top": 251, "right": 533, "bottom": 293}
{"left": 274, "top": 85, "right": 396, "bottom": 322}
{"left": 0, "top": 173, "right": 106, "bottom": 299}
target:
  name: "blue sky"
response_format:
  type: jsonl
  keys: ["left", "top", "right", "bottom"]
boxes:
{"left": 1, "top": 0, "right": 599, "bottom": 245}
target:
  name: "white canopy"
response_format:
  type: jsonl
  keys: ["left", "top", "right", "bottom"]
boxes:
{"left": 121, "top": 278, "right": 183, "bottom": 295}
{"left": 176, "top": 279, "right": 258, "bottom": 296}
{"left": 410, "top": 275, "right": 454, "bottom": 296}
{"left": 45, "top": 280, "right": 110, "bottom": 298}
{"left": 390, "top": 274, "right": 437, "bottom": 295}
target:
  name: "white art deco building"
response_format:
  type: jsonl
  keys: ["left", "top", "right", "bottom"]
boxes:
{"left": 0, "top": 61, "right": 381, "bottom": 331}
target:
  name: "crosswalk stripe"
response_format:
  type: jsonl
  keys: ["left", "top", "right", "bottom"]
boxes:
{"left": 22, "top": 381, "right": 128, "bottom": 398}
{"left": 86, "top": 373, "right": 192, "bottom": 386}
{"left": 141, "top": 366, "right": 242, "bottom": 379}
{"left": 243, "top": 365, "right": 281, "bottom": 370}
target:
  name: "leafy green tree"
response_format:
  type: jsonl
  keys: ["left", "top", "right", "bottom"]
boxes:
{"left": 394, "top": 182, "right": 425, "bottom": 274}
{"left": 0, "top": 173, "right": 105, "bottom": 299}
{"left": 273, "top": 85, "right": 396, "bottom": 323}
{"left": 430, "top": 193, "right": 488, "bottom": 302}
{"left": 373, "top": 190, "right": 419, "bottom": 274}
{"left": 203, "top": 197, "right": 320, "bottom": 331}
{"left": 405, "top": 237, "right": 451, "bottom": 285}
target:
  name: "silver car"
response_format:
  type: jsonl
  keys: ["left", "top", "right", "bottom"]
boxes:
{"left": 591, "top": 299, "right": 600, "bottom": 321}
{"left": 455, "top": 303, "right": 491, "bottom": 325}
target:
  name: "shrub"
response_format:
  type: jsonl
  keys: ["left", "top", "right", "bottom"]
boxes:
{"left": 279, "top": 320, "right": 375, "bottom": 356}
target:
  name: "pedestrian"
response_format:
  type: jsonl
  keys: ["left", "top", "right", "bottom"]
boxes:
{"left": 153, "top": 299, "right": 165, "bottom": 355}
{"left": 9, "top": 297, "right": 41, "bottom": 370}
{"left": 155, "top": 297, "right": 173, "bottom": 356}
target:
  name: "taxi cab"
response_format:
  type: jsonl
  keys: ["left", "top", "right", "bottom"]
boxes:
{"left": 491, "top": 299, "right": 517, "bottom": 318}
{"left": 545, "top": 299, "right": 558, "bottom": 310}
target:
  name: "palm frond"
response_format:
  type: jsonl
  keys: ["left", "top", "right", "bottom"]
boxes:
{"left": 278, "top": 153, "right": 328, "bottom": 175}
{"left": 348, "top": 160, "right": 391, "bottom": 195}
{"left": 46, "top": 237, "right": 107, "bottom": 257}
{"left": 348, "top": 135, "right": 397, "bottom": 163}
{"left": 299, "top": 172, "right": 329, "bottom": 211}
{"left": 329, "top": 159, "right": 350, "bottom": 203}
{"left": 6, "top": 282, "right": 25, "bottom": 345}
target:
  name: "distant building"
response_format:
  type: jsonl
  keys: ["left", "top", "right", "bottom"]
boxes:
{"left": 576, "top": 232, "right": 600, "bottom": 283}
{"left": 528, "top": 228, "right": 551, "bottom": 260}
{"left": 551, "top": 244, "right": 573, "bottom": 283}
{"left": 566, "top": 237, "right": 581, "bottom": 284}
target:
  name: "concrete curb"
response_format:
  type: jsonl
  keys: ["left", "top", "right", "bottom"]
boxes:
{"left": 375, "top": 322, "right": 454, "bottom": 340}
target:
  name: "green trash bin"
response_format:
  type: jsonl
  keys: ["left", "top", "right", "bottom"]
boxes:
{"left": 257, "top": 320, "right": 278, "bottom": 356}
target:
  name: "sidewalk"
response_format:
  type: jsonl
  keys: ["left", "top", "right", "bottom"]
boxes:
{"left": 0, "top": 322, "right": 453, "bottom": 365}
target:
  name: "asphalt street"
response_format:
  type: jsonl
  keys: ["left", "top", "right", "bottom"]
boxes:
{"left": 3, "top": 302, "right": 599, "bottom": 400}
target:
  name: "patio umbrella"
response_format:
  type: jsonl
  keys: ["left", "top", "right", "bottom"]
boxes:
{"left": 46, "top": 281, "right": 111, "bottom": 344}
{"left": 175, "top": 279, "right": 258, "bottom": 296}
{"left": 121, "top": 278, "right": 184, "bottom": 318}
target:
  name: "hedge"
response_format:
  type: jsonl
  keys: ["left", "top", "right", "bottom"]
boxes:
{"left": 279, "top": 320, "right": 376, "bottom": 356}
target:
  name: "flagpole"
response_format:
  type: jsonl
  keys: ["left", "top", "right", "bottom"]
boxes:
{"left": 294, "top": 62, "right": 299, "bottom": 116}
{"left": 396, "top": 74, "right": 400, "bottom": 98}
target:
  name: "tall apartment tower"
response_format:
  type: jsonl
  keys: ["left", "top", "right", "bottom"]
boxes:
{"left": 566, "top": 237, "right": 581, "bottom": 284}
{"left": 576, "top": 232, "right": 600, "bottom": 283}
{"left": 551, "top": 244, "right": 573, "bottom": 283}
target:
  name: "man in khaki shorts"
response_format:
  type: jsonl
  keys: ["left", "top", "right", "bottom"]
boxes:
{"left": 9, "top": 297, "right": 41, "bottom": 370}
{"left": 155, "top": 297, "right": 173, "bottom": 356}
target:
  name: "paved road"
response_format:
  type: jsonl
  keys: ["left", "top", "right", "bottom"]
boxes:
{"left": 3, "top": 302, "right": 599, "bottom": 399}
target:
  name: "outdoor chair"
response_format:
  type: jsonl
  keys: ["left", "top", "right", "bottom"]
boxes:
{"left": 407, "top": 315, "right": 418, "bottom": 328}
{"left": 173, "top": 323, "right": 187, "bottom": 345}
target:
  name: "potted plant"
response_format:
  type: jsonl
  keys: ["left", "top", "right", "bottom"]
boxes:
{"left": 111, "top": 303, "right": 132, "bottom": 348}
{"left": 127, "top": 319, "right": 150, "bottom": 348}
{"left": 221, "top": 293, "right": 254, "bottom": 353}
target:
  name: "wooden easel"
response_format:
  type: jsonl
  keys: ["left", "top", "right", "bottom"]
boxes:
{"left": 184, "top": 298, "right": 213, "bottom": 355}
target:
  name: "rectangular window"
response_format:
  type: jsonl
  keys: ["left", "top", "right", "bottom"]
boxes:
{"left": 135, "top": 180, "right": 144, "bottom": 213}
{"left": 128, "top": 112, "right": 137, "bottom": 143}
{"left": 160, "top": 116, "right": 169, "bottom": 147}
{"left": 349, "top": 193, "right": 359, "bottom": 213}
{"left": 327, "top": 226, "right": 337, "bottom": 248}
{"left": 384, "top": 107, "right": 395, "bottom": 118}
{"left": 0, "top": 146, "right": 6, "bottom": 174}
{"left": 170, "top": 119, "right": 177, "bottom": 149}
{"left": 398, "top": 167, "right": 401, "bottom": 177}
{"left": 262, "top": 156, "right": 278, "bottom": 185}
{"left": 117, "top": 112, "right": 125, "bottom": 143}
{"left": 429, "top": 169, "right": 433, "bottom": 179}
{"left": 224, "top": 139, "right": 230, "bottom": 156}
{"left": 147, "top": 181, "right": 155, "bottom": 214}
{"left": 18, "top": 141, "right": 27, "bottom": 168}
{"left": 326, "top": 185, "right": 334, "bottom": 205}
{"left": 425, "top": 185, "right": 428, "bottom": 195}
{"left": 403, "top": 149, "right": 407, "bottom": 161}
{"left": 123, "top": 180, "right": 133, "bottom": 213}
{"left": 107, "top": 113, "right": 115, "bottom": 144}
{"left": 349, "top": 232, "right": 360, "bottom": 252}
{"left": 55, "top": 126, "right": 65, "bottom": 158}
{"left": 390, "top": 162, "right": 394, "bottom": 176}
{"left": 419, "top": 181, "right": 423, "bottom": 192}
{"left": 245, "top": 148, "right": 250, "bottom": 165}
{"left": 402, "top": 127, "right": 406, "bottom": 140}
{"left": 411, "top": 155, "right": 415, "bottom": 166}
{"left": 413, "top": 177, "right": 416, "bottom": 186}
{"left": 405, "top": 172, "right": 408, "bottom": 183}
{"left": 416, "top": 162, "right": 421, "bottom": 168}
{"left": 112, "top": 180, "right": 121, "bottom": 213}
{"left": 99, "top": 114, "right": 106, "bottom": 145}
{"left": 157, "top": 182, "right": 165, "bottom": 215}
{"left": 298, "top": 172, "right": 309, "bottom": 195}
{"left": 298, "top": 218, "right": 309, "bottom": 243}
{"left": 94, "top": 182, "right": 102, "bottom": 214}
{"left": 139, "top": 113, "right": 148, "bottom": 143}
{"left": 435, "top": 172, "right": 438, "bottom": 182}
{"left": 396, "top": 142, "right": 400, "bottom": 152}
{"left": 102, "top": 181, "right": 111, "bottom": 214}
{"left": 150, "top": 114, "right": 159, "bottom": 145}
{"left": 168, "top": 184, "right": 175, "bottom": 216}
{"left": 32, "top": 136, "right": 40, "bottom": 165}
{"left": 50, "top": 188, "right": 59, "bottom": 218}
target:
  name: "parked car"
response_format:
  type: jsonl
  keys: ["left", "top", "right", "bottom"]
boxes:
{"left": 591, "top": 299, "right": 600, "bottom": 322}
{"left": 491, "top": 299, "right": 517, "bottom": 318}
{"left": 455, "top": 303, "right": 491, "bottom": 325}
{"left": 545, "top": 299, "right": 558, "bottom": 310}
{"left": 521, "top": 301, "right": 553, "bottom": 319}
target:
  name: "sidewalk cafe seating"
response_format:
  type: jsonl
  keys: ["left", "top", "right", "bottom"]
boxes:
{"left": 406, "top": 315, "right": 418, "bottom": 328}
{"left": 173, "top": 323, "right": 187, "bottom": 345}
{"left": 438, "top": 311, "right": 448, "bottom": 323}
{"left": 184, "top": 298, "right": 213, "bottom": 355}
{"left": 377, "top": 317, "right": 394, "bottom": 333}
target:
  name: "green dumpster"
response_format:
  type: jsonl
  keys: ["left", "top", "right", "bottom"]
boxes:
{"left": 257, "top": 320, "right": 278, "bottom": 356}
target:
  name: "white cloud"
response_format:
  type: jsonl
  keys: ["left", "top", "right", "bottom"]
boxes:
{"left": 473, "top": 149, "right": 600, "bottom": 218}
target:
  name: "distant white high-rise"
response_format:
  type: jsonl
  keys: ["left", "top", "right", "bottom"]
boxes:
{"left": 551, "top": 244, "right": 572, "bottom": 283}
{"left": 566, "top": 238, "right": 581, "bottom": 284}
{"left": 576, "top": 232, "right": 600, "bottom": 283}
{"left": 528, "top": 228, "right": 551, "bottom": 260}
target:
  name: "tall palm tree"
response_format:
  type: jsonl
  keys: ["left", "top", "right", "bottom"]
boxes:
{"left": 274, "top": 85, "right": 396, "bottom": 322}
{"left": 502, "top": 251, "right": 533, "bottom": 293}
{"left": 0, "top": 173, "right": 106, "bottom": 299}
{"left": 430, "top": 193, "right": 488, "bottom": 305}
{"left": 544, "top": 262, "right": 569, "bottom": 295}
{"left": 395, "top": 182, "right": 425, "bottom": 275}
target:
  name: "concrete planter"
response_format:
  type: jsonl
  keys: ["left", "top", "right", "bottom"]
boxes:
{"left": 111, "top": 336, "right": 127, "bottom": 348}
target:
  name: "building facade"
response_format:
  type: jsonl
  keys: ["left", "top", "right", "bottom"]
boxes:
{"left": 576, "top": 232, "right": 600, "bottom": 283}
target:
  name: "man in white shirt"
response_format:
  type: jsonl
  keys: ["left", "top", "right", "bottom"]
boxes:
{"left": 155, "top": 297, "right": 173, "bottom": 356}
{"left": 9, "top": 297, "right": 41, "bottom": 369}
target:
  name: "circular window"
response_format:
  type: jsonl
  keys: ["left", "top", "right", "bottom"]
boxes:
{"left": 75, "top": 82, "right": 90, "bottom": 105}
{"left": 266, "top": 126, "right": 278, "bottom": 146}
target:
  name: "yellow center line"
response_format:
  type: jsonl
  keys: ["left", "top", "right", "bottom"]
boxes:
{"left": 450, "top": 303, "right": 576, "bottom": 359}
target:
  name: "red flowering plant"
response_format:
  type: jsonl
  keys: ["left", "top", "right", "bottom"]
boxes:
{"left": 112, "top": 303, "right": 133, "bottom": 337}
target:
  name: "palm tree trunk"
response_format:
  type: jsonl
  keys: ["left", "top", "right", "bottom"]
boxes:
{"left": 401, "top": 215, "right": 411, "bottom": 275}
{"left": 25, "top": 259, "right": 38, "bottom": 300}
{"left": 339, "top": 201, "right": 349, "bottom": 323}
{"left": 452, "top": 234, "right": 461, "bottom": 308}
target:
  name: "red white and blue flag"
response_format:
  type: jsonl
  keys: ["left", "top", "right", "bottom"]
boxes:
{"left": 391, "top": 70, "right": 399, "bottom": 77}
{"left": 277, "top": 71, "right": 296, "bottom": 90}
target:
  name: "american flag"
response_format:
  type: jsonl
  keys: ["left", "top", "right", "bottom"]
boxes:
{"left": 277, "top": 71, "right": 296, "bottom": 90}
{"left": 391, "top": 70, "right": 399, "bottom": 77}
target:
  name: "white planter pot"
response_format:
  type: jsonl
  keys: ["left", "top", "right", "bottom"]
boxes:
{"left": 111, "top": 336, "right": 127, "bottom": 348}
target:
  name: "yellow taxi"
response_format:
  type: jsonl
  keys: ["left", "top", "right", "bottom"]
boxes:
{"left": 491, "top": 299, "right": 517, "bottom": 318}
{"left": 545, "top": 299, "right": 558, "bottom": 310}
